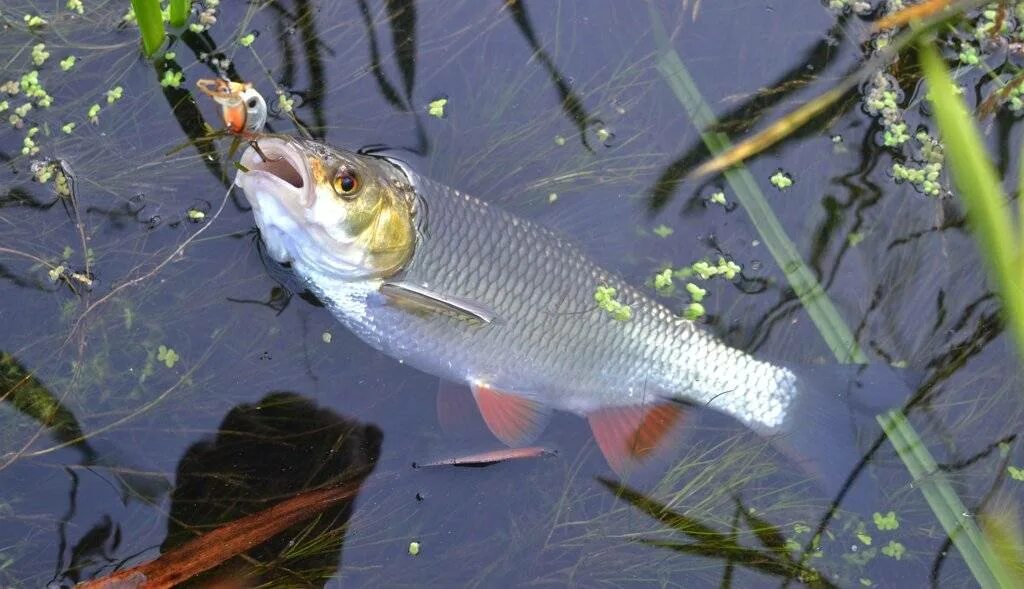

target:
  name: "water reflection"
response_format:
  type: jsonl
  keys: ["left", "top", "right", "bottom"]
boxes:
{"left": 158, "top": 392, "right": 381, "bottom": 587}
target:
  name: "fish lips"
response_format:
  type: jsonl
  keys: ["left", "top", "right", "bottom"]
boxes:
{"left": 235, "top": 137, "right": 313, "bottom": 211}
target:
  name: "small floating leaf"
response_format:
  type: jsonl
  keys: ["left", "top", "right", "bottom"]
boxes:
{"left": 427, "top": 97, "right": 448, "bottom": 118}
{"left": 881, "top": 540, "right": 905, "bottom": 560}
{"left": 157, "top": 345, "right": 179, "bottom": 368}
{"left": 872, "top": 511, "right": 899, "bottom": 531}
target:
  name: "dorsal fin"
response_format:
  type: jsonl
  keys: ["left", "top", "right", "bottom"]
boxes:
{"left": 470, "top": 383, "right": 551, "bottom": 447}
{"left": 587, "top": 403, "right": 689, "bottom": 475}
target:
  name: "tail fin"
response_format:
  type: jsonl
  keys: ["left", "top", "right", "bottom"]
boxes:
{"left": 769, "top": 363, "right": 917, "bottom": 513}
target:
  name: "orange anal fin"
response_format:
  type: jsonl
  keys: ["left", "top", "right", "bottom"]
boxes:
{"left": 471, "top": 383, "right": 550, "bottom": 447}
{"left": 587, "top": 403, "right": 688, "bottom": 475}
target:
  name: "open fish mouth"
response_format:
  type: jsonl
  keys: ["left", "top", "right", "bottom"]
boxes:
{"left": 236, "top": 137, "right": 311, "bottom": 206}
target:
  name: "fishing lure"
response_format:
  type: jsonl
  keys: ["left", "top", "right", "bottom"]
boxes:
{"left": 196, "top": 78, "right": 267, "bottom": 135}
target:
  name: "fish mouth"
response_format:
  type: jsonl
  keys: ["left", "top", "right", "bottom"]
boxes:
{"left": 235, "top": 137, "right": 311, "bottom": 206}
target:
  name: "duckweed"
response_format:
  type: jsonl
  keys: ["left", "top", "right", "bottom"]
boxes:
{"left": 105, "top": 86, "right": 124, "bottom": 104}
{"left": 23, "top": 14, "right": 47, "bottom": 27}
{"left": 1008, "top": 465, "right": 1024, "bottom": 481}
{"left": 769, "top": 170, "right": 793, "bottom": 190}
{"left": 708, "top": 190, "right": 726, "bottom": 206}
{"left": 652, "top": 224, "right": 673, "bottom": 238}
{"left": 87, "top": 103, "right": 100, "bottom": 123}
{"left": 21, "top": 127, "right": 40, "bottom": 156}
{"left": 685, "top": 282, "right": 706, "bottom": 302}
{"left": 682, "top": 302, "right": 705, "bottom": 320}
{"left": 594, "top": 285, "right": 632, "bottom": 321}
{"left": 157, "top": 345, "right": 179, "bottom": 368}
{"left": 61, "top": 122, "right": 75, "bottom": 134}
{"left": 59, "top": 56, "right": 76, "bottom": 71}
{"left": 160, "top": 70, "right": 183, "bottom": 88}
{"left": 322, "top": 331, "right": 333, "bottom": 344}
{"left": 20, "top": 71, "right": 53, "bottom": 108}
{"left": 872, "top": 511, "right": 899, "bottom": 531}
{"left": 278, "top": 92, "right": 295, "bottom": 113}
{"left": 408, "top": 541, "right": 421, "bottom": 556}
{"left": 239, "top": 32, "right": 256, "bottom": 47}
{"left": 686, "top": 258, "right": 741, "bottom": 281}
{"left": 427, "top": 97, "right": 448, "bottom": 118}
{"left": 67, "top": 0, "right": 84, "bottom": 14}
{"left": 31, "top": 44, "right": 50, "bottom": 67}
{"left": 653, "top": 268, "right": 673, "bottom": 291}
{"left": 880, "top": 540, "right": 905, "bottom": 560}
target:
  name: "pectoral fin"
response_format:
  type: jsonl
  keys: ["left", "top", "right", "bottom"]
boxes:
{"left": 380, "top": 282, "right": 500, "bottom": 324}
{"left": 587, "top": 403, "right": 689, "bottom": 475}
{"left": 471, "top": 383, "right": 551, "bottom": 447}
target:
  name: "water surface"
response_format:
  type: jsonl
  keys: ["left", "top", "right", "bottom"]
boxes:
{"left": 1, "top": 1, "right": 1021, "bottom": 587}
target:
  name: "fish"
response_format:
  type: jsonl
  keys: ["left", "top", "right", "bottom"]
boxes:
{"left": 233, "top": 135, "right": 905, "bottom": 483}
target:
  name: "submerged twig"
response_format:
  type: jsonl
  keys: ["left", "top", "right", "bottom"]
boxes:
{"left": 77, "top": 474, "right": 378, "bottom": 589}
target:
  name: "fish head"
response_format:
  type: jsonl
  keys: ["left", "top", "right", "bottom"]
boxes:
{"left": 235, "top": 136, "right": 416, "bottom": 279}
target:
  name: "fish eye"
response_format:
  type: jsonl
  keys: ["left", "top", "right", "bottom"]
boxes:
{"left": 332, "top": 168, "right": 360, "bottom": 198}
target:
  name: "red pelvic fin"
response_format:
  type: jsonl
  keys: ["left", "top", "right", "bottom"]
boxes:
{"left": 471, "top": 383, "right": 550, "bottom": 447}
{"left": 587, "top": 403, "right": 688, "bottom": 475}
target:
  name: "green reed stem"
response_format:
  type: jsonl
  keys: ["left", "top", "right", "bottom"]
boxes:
{"left": 877, "top": 410, "right": 1015, "bottom": 589}
{"left": 168, "top": 0, "right": 190, "bottom": 27}
{"left": 646, "top": 2, "right": 865, "bottom": 364}
{"left": 130, "top": 0, "right": 165, "bottom": 57}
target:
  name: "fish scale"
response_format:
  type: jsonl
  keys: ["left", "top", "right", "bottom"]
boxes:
{"left": 307, "top": 168, "right": 797, "bottom": 432}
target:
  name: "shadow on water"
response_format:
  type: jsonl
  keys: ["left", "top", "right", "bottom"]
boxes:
{"left": 352, "top": 0, "right": 429, "bottom": 154}
{"left": 645, "top": 14, "right": 857, "bottom": 214}
{"left": 66, "top": 392, "right": 381, "bottom": 587}
{"left": 158, "top": 392, "right": 381, "bottom": 587}
{"left": 504, "top": 0, "right": 598, "bottom": 152}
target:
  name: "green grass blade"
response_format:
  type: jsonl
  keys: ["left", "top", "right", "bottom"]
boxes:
{"left": 647, "top": 3, "right": 865, "bottom": 364}
{"left": 918, "top": 39, "right": 1024, "bottom": 359}
{"left": 877, "top": 410, "right": 1016, "bottom": 588}
{"left": 168, "top": 0, "right": 190, "bottom": 28}
{"left": 130, "top": 0, "right": 165, "bottom": 57}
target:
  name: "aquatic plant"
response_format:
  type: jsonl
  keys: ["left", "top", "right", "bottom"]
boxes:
{"left": 168, "top": 0, "right": 189, "bottom": 27}
{"left": 917, "top": 37, "right": 1024, "bottom": 364}
{"left": 129, "top": 0, "right": 164, "bottom": 57}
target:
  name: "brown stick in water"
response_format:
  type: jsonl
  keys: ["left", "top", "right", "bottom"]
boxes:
{"left": 77, "top": 475, "right": 373, "bottom": 589}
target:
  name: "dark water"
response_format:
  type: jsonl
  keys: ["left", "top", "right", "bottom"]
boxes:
{"left": 1, "top": 1, "right": 1021, "bottom": 587}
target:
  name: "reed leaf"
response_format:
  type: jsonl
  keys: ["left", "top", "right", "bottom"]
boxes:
{"left": 877, "top": 410, "right": 1016, "bottom": 588}
{"left": 917, "top": 40, "right": 1024, "bottom": 359}
{"left": 168, "top": 0, "right": 190, "bottom": 28}
{"left": 647, "top": 2, "right": 865, "bottom": 363}
{"left": 130, "top": 0, "right": 165, "bottom": 57}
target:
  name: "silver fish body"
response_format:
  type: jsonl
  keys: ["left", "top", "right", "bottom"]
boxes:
{"left": 282, "top": 162, "right": 796, "bottom": 434}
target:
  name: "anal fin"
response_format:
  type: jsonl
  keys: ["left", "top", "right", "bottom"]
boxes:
{"left": 471, "top": 383, "right": 551, "bottom": 447}
{"left": 587, "top": 403, "right": 689, "bottom": 475}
